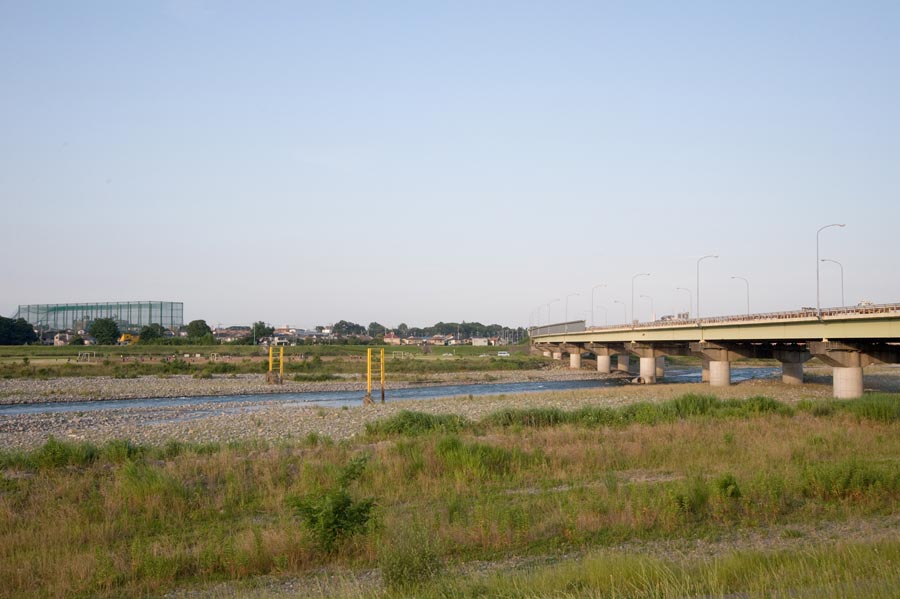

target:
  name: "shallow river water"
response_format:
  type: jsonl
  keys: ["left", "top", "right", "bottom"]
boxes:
{"left": 0, "top": 367, "right": 780, "bottom": 416}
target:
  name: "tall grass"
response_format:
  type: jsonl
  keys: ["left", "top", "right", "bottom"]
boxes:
{"left": 2, "top": 394, "right": 900, "bottom": 597}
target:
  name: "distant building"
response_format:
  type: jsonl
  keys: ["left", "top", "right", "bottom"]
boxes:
{"left": 384, "top": 333, "right": 402, "bottom": 345}
{"left": 14, "top": 301, "right": 183, "bottom": 333}
{"left": 471, "top": 337, "right": 489, "bottom": 347}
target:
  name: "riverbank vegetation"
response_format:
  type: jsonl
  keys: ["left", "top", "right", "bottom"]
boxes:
{"left": 1, "top": 392, "right": 899, "bottom": 597}
{"left": 0, "top": 344, "right": 544, "bottom": 380}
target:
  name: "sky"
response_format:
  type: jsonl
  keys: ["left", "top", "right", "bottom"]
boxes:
{"left": 2, "top": 1, "right": 899, "bottom": 329}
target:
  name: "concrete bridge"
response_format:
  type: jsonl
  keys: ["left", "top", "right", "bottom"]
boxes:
{"left": 529, "top": 304, "right": 900, "bottom": 398}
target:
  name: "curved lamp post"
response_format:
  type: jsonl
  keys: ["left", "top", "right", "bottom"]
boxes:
{"left": 816, "top": 224, "right": 845, "bottom": 318}
{"left": 675, "top": 287, "right": 693, "bottom": 319}
{"left": 591, "top": 283, "right": 606, "bottom": 327}
{"left": 631, "top": 273, "right": 650, "bottom": 327}
{"left": 613, "top": 300, "right": 626, "bottom": 325}
{"left": 820, "top": 258, "right": 845, "bottom": 307}
{"left": 696, "top": 254, "right": 718, "bottom": 319}
{"left": 730, "top": 276, "right": 750, "bottom": 315}
{"left": 546, "top": 298, "right": 560, "bottom": 328}
{"left": 564, "top": 293, "right": 580, "bottom": 333}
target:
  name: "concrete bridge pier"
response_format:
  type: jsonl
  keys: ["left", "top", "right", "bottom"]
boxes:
{"left": 639, "top": 357, "right": 657, "bottom": 384}
{"left": 655, "top": 357, "right": 666, "bottom": 379}
{"left": 569, "top": 351, "right": 582, "bottom": 369}
{"left": 596, "top": 355, "right": 611, "bottom": 373}
{"left": 701, "top": 358, "right": 710, "bottom": 383}
{"left": 691, "top": 343, "right": 749, "bottom": 388}
{"left": 709, "top": 360, "right": 731, "bottom": 387}
{"left": 833, "top": 367, "right": 864, "bottom": 398}
{"left": 552, "top": 351, "right": 562, "bottom": 360}
{"left": 542, "top": 350, "right": 551, "bottom": 358}
{"left": 781, "top": 362, "right": 804, "bottom": 385}
{"left": 772, "top": 349, "right": 811, "bottom": 385}
{"left": 616, "top": 354, "right": 631, "bottom": 373}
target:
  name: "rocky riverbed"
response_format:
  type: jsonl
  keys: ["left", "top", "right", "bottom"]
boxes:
{"left": 1, "top": 366, "right": 898, "bottom": 451}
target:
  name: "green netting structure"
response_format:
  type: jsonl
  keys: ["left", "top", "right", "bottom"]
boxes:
{"left": 14, "top": 301, "right": 184, "bottom": 332}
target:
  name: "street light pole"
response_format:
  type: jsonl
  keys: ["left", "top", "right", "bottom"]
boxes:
{"left": 546, "top": 298, "right": 560, "bottom": 328}
{"left": 821, "top": 258, "right": 845, "bottom": 307}
{"left": 696, "top": 254, "right": 719, "bottom": 320}
{"left": 613, "top": 300, "right": 626, "bottom": 325}
{"left": 631, "top": 273, "right": 650, "bottom": 327}
{"left": 597, "top": 304, "right": 608, "bottom": 326}
{"left": 675, "top": 287, "right": 693, "bottom": 319}
{"left": 565, "top": 293, "right": 580, "bottom": 333}
{"left": 816, "top": 224, "right": 845, "bottom": 318}
{"left": 591, "top": 284, "right": 606, "bottom": 327}
{"left": 640, "top": 294, "right": 654, "bottom": 322}
{"left": 730, "top": 276, "right": 750, "bottom": 315}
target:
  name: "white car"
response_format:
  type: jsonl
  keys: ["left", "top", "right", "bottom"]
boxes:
{"left": 497, "top": 351, "right": 510, "bottom": 357}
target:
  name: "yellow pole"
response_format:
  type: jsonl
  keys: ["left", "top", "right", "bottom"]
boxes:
{"left": 268, "top": 346, "right": 274, "bottom": 372}
{"left": 279, "top": 347, "right": 284, "bottom": 378}
{"left": 366, "top": 348, "right": 372, "bottom": 397}
{"left": 380, "top": 347, "right": 385, "bottom": 402}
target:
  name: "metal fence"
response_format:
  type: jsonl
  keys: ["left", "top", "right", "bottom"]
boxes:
{"left": 14, "top": 301, "right": 184, "bottom": 332}
{"left": 528, "top": 320, "right": 586, "bottom": 337}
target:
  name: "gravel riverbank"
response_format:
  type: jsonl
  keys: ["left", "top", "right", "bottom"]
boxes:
{"left": 1, "top": 366, "right": 897, "bottom": 451}
{"left": 0, "top": 368, "right": 605, "bottom": 405}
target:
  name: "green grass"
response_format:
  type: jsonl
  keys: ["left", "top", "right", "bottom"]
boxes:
{"left": 2, "top": 394, "right": 900, "bottom": 597}
{"left": 0, "top": 344, "right": 543, "bottom": 379}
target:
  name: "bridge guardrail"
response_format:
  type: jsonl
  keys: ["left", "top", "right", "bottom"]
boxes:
{"left": 530, "top": 303, "right": 900, "bottom": 337}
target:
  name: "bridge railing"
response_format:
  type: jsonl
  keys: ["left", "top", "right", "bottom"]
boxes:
{"left": 532, "top": 303, "right": 900, "bottom": 337}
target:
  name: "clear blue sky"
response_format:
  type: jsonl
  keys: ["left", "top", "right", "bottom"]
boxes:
{"left": 2, "top": 1, "right": 898, "bottom": 328}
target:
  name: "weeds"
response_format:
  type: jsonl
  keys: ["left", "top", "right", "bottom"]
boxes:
{"left": 288, "top": 455, "right": 375, "bottom": 553}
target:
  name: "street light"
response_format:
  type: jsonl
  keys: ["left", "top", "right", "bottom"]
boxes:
{"left": 730, "top": 276, "right": 750, "bottom": 316}
{"left": 565, "top": 293, "right": 580, "bottom": 333}
{"left": 820, "top": 258, "right": 845, "bottom": 307}
{"left": 675, "top": 287, "right": 693, "bottom": 319}
{"left": 546, "top": 298, "right": 560, "bottom": 326}
{"left": 613, "top": 300, "right": 626, "bottom": 324}
{"left": 640, "top": 294, "right": 654, "bottom": 321}
{"left": 696, "top": 254, "right": 719, "bottom": 320}
{"left": 596, "top": 304, "right": 609, "bottom": 326}
{"left": 631, "top": 272, "right": 650, "bottom": 326}
{"left": 817, "top": 224, "right": 845, "bottom": 318}
{"left": 591, "top": 284, "right": 607, "bottom": 327}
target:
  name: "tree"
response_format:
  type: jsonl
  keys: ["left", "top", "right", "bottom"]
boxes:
{"left": 397, "top": 323, "right": 409, "bottom": 337}
{"left": 89, "top": 318, "right": 120, "bottom": 345}
{"left": 332, "top": 320, "right": 366, "bottom": 336}
{"left": 138, "top": 323, "right": 166, "bottom": 343}
{"left": 367, "top": 322, "right": 386, "bottom": 337}
{"left": 251, "top": 321, "right": 274, "bottom": 343}
{"left": 0, "top": 317, "right": 38, "bottom": 345}
{"left": 185, "top": 319, "right": 212, "bottom": 338}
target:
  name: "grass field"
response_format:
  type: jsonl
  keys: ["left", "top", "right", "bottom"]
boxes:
{"left": 2, "top": 392, "right": 899, "bottom": 598}
{"left": 0, "top": 344, "right": 545, "bottom": 379}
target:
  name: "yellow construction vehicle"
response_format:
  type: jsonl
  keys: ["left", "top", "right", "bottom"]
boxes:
{"left": 117, "top": 333, "right": 139, "bottom": 345}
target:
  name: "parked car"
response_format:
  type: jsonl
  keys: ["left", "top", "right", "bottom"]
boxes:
{"left": 497, "top": 351, "right": 510, "bottom": 357}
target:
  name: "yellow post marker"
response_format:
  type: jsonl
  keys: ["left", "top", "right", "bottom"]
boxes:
{"left": 364, "top": 348, "right": 373, "bottom": 404}
{"left": 268, "top": 346, "right": 274, "bottom": 372}
{"left": 380, "top": 347, "right": 385, "bottom": 402}
{"left": 279, "top": 347, "right": 284, "bottom": 379}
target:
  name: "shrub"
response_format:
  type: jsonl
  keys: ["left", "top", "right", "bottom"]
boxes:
{"left": 288, "top": 455, "right": 375, "bottom": 553}
{"left": 34, "top": 437, "right": 99, "bottom": 469}
{"left": 672, "top": 476, "right": 710, "bottom": 520}
{"left": 379, "top": 530, "right": 443, "bottom": 591}
{"left": 715, "top": 473, "right": 742, "bottom": 499}
{"left": 366, "top": 411, "right": 468, "bottom": 436}
{"left": 484, "top": 407, "right": 568, "bottom": 427}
